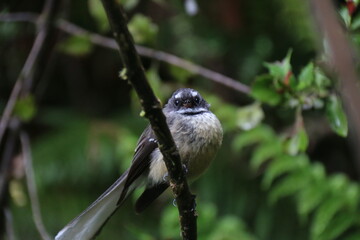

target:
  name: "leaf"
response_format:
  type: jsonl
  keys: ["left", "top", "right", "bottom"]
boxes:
{"left": 318, "top": 211, "right": 357, "bottom": 240}
{"left": 251, "top": 74, "right": 281, "bottom": 106}
{"left": 297, "top": 164, "right": 327, "bottom": 217}
{"left": 250, "top": 139, "right": 282, "bottom": 170}
{"left": 264, "top": 49, "right": 292, "bottom": 82}
{"left": 326, "top": 95, "right": 348, "bottom": 137}
{"left": 263, "top": 154, "right": 308, "bottom": 189}
{"left": 58, "top": 35, "right": 93, "bottom": 56}
{"left": 128, "top": 14, "right": 158, "bottom": 44}
{"left": 328, "top": 174, "right": 348, "bottom": 194}
{"left": 311, "top": 195, "right": 347, "bottom": 239}
{"left": 351, "top": 13, "right": 360, "bottom": 30}
{"left": 88, "top": 0, "right": 109, "bottom": 32}
{"left": 13, "top": 95, "right": 36, "bottom": 121}
{"left": 314, "top": 67, "right": 331, "bottom": 89}
{"left": 339, "top": 7, "right": 351, "bottom": 28}
{"left": 268, "top": 167, "right": 311, "bottom": 204}
{"left": 285, "top": 127, "right": 309, "bottom": 155}
{"left": 231, "top": 124, "right": 275, "bottom": 152}
{"left": 297, "top": 62, "right": 314, "bottom": 90}
{"left": 344, "top": 183, "right": 360, "bottom": 210}
{"left": 236, "top": 102, "right": 264, "bottom": 130}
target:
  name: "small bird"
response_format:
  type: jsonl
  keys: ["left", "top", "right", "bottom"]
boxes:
{"left": 55, "top": 88, "right": 223, "bottom": 240}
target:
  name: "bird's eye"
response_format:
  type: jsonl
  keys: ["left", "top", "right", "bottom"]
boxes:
{"left": 194, "top": 97, "right": 200, "bottom": 104}
{"left": 174, "top": 100, "right": 180, "bottom": 106}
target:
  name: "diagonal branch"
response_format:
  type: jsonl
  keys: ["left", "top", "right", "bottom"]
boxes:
{"left": 100, "top": 0, "right": 197, "bottom": 239}
{"left": 0, "top": 13, "right": 250, "bottom": 95}
{"left": 20, "top": 131, "right": 51, "bottom": 240}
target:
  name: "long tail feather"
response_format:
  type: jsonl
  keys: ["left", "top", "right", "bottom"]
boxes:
{"left": 55, "top": 171, "right": 131, "bottom": 240}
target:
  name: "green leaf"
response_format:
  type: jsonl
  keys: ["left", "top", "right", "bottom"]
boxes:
{"left": 339, "top": 7, "right": 351, "bottom": 28}
{"left": 236, "top": 102, "right": 264, "bottom": 130}
{"left": 250, "top": 139, "right": 282, "bottom": 170}
{"left": 297, "top": 179, "right": 328, "bottom": 218}
{"left": 88, "top": 0, "right": 109, "bottom": 32}
{"left": 231, "top": 124, "right": 275, "bottom": 152}
{"left": 13, "top": 95, "right": 36, "bottom": 121}
{"left": 251, "top": 74, "right": 281, "bottom": 106}
{"left": 351, "top": 14, "right": 360, "bottom": 30}
{"left": 314, "top": 67, "right": 331, "bottom": 89}
{"left": 268, "top": 167, "right": 311, "bottom": 204}
{"left": 345, "top": 183, "right": 360, "bottom": 210}
{"left": 328, "top": 174, "right": 348, "bottom": 194}
{"left": 319, "top": 211, "right": 357, "bottom": 240}
{"left": 297, "top": 164, "right": 326, "bottom": 218}
{"left": 264, "top": 49, "right": 292, "bottom": 82}
{"left": 58, "top": 35, "right": 93, "bottom": 56}
{"left": 285, "top": 127, "right": 309, "bottom": 155}
{"left": 311, "top": 195, "right": 347, "bottom": 239}
{"left": 128, "top": 14, "right": 158, "bottom": 45}
{"left": 297, "top": 62, "right": 314, "bottom": 90}
{"left": 263, "top": 154, "right": 308, "bottom": 189}
{"left": 326, "top": 95, "right": 348, "bottom": 137}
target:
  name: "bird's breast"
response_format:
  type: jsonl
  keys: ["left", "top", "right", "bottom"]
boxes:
{"left": 148, "top": 112, "right": 223, "bottom": 185}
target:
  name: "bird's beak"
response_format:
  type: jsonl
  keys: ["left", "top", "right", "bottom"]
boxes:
{"left": 182, "top": 100, "right": 193, "bottom": 108}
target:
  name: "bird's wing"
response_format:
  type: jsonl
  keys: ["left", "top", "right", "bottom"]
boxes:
{"left": 55, "top": 126, "right": 158, "bottom": 240}
{"left": 120, "top": 125, "right": 170, "bottom": 212}
{"left": 119, "top": 126, "right": 158, "bottom": 202}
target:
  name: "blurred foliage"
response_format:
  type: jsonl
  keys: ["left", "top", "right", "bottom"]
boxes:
{"left": 2, "top": 0, "right": 360, "bottom": 240}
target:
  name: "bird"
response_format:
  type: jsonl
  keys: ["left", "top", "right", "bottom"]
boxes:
{"left": 55, "top": 88, "right": 223, "bottom": 240}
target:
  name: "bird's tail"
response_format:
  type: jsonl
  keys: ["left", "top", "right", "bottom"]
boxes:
{"left": 55, "top": 170, "right": 133, "bottom": 240}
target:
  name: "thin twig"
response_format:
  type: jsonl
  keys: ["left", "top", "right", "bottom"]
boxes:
{"left": 309, "top": 0, "right": 360, "bottom": 175}
{"left": 0, "top": 12, "right": 38, "bottom": 22}
{"left": 0, "top": 0, "right": 58, "bottom": 147}
{"left": 4, "top": 207, "right": 16, "bottom": 240}
{"left": 0, "top": 119, "right": 20, "bottom": 205}
{"left": 100, "top": 0, "right": 197, "bottom": 239}
{"left": 20, "top": 131, "right": 52, "bottom": 240}
{"left": 0, "top": 12, "right": 251, "bottom": 95}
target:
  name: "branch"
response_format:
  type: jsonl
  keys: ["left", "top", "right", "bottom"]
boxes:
{"left": 0, "top": 13, "right": 250, "bottom": 95}
{"left": 309, "top": 0, "right": 360, "bottom": 174}
{"left": 20, "top": 131, "right": 51, "bottom": 240}
{"left": 100, "top": 0, "right": 197, "bottom": 239}
{"left": 0, "top": 0, "right": 60, "bottom": 237}
{"left": 4, "top": 207, "right": 16, "bottom": 240}
{"left": 0, "top": 0, "right": 59, "bottom": 146}
{"left": 0, "top": 119, "right": 19, "bottom": 208}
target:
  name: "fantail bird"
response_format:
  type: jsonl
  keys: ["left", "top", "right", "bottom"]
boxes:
{"left": 55, "top": 88, "right": 223, "bottom": 240}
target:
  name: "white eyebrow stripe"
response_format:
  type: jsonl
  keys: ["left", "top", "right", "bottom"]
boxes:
{"left": 174, "top": 92, "right": 182, "bottom": 99}
{"left": 191, "top": 91, "right": 198, "bottom": 97}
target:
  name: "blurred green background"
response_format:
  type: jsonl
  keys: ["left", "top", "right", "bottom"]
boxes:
{"left": 1, "top": 0, "right": 360, "bottom": 239}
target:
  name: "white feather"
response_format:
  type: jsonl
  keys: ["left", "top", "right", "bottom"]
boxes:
{"left": 55, "top": 172, "right": 136, "bottom": 240}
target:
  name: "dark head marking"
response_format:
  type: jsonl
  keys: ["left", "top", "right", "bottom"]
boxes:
{"left": 165, "top": 88, "right": 210, "bottom": 115}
